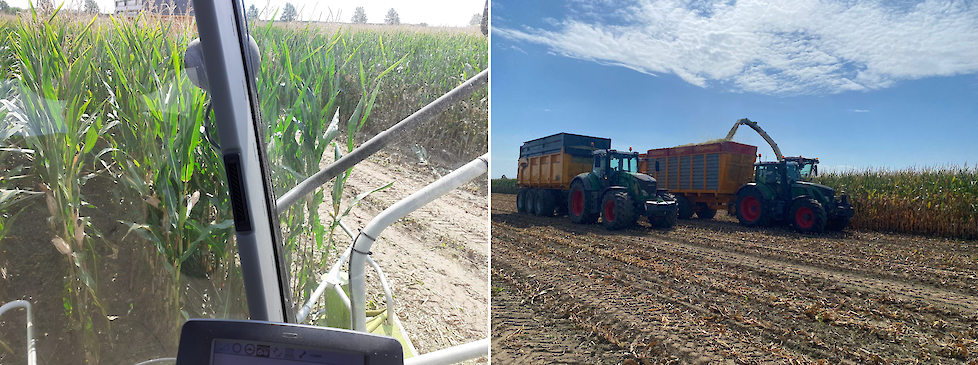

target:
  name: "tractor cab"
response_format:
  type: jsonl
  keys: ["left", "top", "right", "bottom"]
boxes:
{"left": 784, "top": 156, "right": 819, "bottom": 182}
{"left": 592, "top": 149, "right": 641, "bottom": 177}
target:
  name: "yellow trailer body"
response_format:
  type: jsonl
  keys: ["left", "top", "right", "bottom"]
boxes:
{"left": 640, "top": 141, "right": 757, "bottom": 212}
{"left": 517, "top": 133, "right": 610, "bottom": 190}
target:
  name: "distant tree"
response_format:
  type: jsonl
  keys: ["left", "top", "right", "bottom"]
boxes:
{"left": 0, "top": 0, "right": 10, "bottom": 13}
{"left": 351, "top": 6, "right": 366, "bottom": 23}
{"left": 481, "top": 0, "right": 488, "bottom": 36}
{"left": 84, "top": 0, "right": 98, "bottom": 14}
{"left": 469, "top": 13, "right": 480, "bottom": 26}
{"left": 280, "top": 2, "right": 297, "bottom": 22}
{"left": 246, "top": 4, "right": 258, "bottom": 20}
{"left": 384, "top": 8, "right": 399, "bottom": 25}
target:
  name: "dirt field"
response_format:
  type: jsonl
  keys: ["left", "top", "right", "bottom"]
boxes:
{"left": 490, "top": 193, "right": 978, "bottom": 364}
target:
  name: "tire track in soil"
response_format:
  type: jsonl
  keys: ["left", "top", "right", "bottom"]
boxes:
{"left": 490, "top": 275, "right": 630, "bottom": 364}
{"left": 490, "top": 194, "right": 978, "bottom": 364}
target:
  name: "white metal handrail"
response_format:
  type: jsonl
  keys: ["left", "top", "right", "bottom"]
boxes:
{"left": 0, "top": 300, "right": 36, "bottom": 365}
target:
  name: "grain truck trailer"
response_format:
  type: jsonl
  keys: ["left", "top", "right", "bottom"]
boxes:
{"left": 640, "top": 141, "right": 758, "bottom": 219}
{"left": 517, "top": 133, "right": 678, "bottom": 230}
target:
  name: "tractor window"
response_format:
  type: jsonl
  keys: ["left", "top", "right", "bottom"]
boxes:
{"left": 797, "top": 163, "right": 814, "bottom": 181}
{"left": 625, "top": 157, "right": 639, "bottom": 173}
{"left": 593, "top": 155, "right": 605, "bottom": 176}
{"left": 755, "top": 165, "right": 779, "bottom": 184}
{"left": 609, "top": 156, "right": 622, "bottom": 172}
{"left": 786, "top": 162, "right": 802, "bottom": 182}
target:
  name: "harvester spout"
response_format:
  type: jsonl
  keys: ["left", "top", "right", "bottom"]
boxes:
{"left": 725, "top": 118, "right": 783, "bottom": 160}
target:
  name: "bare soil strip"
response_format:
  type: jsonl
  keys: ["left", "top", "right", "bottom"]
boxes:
{"left": 490, "top": 193, "right": 978, "bottom": 364}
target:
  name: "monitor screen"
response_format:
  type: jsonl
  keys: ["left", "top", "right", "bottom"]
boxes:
{"left": 211, "top": 339, "right": 365, "bottom": 365}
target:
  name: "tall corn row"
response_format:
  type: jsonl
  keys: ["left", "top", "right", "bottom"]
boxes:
{"left": 815, "top": 166, "right": 978, "bottom": 239}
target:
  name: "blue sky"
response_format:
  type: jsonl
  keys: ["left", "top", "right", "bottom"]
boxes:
{"left": 489, "top": 0, "right": 978, "bottom": 178}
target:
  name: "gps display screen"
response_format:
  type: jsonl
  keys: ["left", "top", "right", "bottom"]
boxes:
{"left": 211, "top": 339, "right": 365, "bottom": 365}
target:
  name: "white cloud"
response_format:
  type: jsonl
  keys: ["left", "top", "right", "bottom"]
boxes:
{"left": 852, "top": 109, "right": 869, "bottom": 112}
{"left": 495, "top": 0, "right": 978, "bottom": 95}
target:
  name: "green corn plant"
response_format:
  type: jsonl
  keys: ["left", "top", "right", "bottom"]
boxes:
{"left": 5, "top": 6, "right": 116, "bottom": 363}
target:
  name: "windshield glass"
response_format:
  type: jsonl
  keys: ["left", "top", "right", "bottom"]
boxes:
{"left": 0, "top": 8, "right": 247, "bottom": 364}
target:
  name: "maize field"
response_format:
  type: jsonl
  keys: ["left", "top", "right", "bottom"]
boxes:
{"left": 815, "top": 165, "right": 978, "bottom": 240}
{"left": 0, "top": 8, "right": 486, "bottom": 364}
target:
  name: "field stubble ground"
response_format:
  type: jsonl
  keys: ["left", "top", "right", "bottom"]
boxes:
{"left": 491, "top": 193, "right": 978, "bottom": 364}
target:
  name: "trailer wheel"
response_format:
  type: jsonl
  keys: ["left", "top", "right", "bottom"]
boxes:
{"left": 516, "top": 188, "right": 529, "bottom": 213}
{"left": 601, "top": 191, "right": 636, "bottom": 230}
{"left": 791, "top": 198, "right": 826, "bottom": 233}
{"left": 736, "top": 188, "right": 770, "bottom": 227}
{"left": 695, "top": 202, "right": 716, "bottom": 220}
{"left": 568, "top": 181, "right": 597, "bottom": 224}
{"left": 534, "top": 190, "right": 555, "bottom": 217}
{"left": 676, "top": 195, "right": 694, "bottom": 219}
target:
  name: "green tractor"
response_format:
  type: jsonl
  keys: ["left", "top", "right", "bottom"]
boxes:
{"left": 568, "top": 149, "right": 679, "bottom": 230}
{"left": 735, "top": 156, "right": 854, "bottom": 233}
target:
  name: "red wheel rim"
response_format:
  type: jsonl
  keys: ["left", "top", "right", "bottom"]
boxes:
{"left": 571, "top": 190, "right": 584, "bottom": 216}
{"left": 604, "top": 200, "right": 616, "bottom": 222}
{"left": 741, "top": 196, "right": 761, "bottom": 221}
{"left": 795, "top": 206, "right": 814, "bottom": 229}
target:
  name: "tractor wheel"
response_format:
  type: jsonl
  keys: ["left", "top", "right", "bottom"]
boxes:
{"left": 568, "top": 181, "right": 597, "bottom": 224}
{"left": 825, "top": 216, "right": 850, "bottom": 231}
{"left": 534, "top": 190, "right": 555, "bottom": 217}
{"left": 601, "top": 190, "right": 637, "bottom": 230}
{"left": 790, "top": 198, "right": 827, "bottom": 233}
{"left": 736, "top": 188, "right": 770, "bottom": 227}
{"left": 695, "top": 202, "right": 717, "bottom": 220}
{"left": 516, "top": 188, "right": 529, "bottom": 213}
{"left": 676, "top": 195, "right": 694, "bottom": 219}
{"left": 525, "top": 189, "right": 538, "bottom": 215}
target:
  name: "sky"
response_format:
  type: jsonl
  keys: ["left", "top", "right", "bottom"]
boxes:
{"left": 489, "top": 0, "right": 978, "bottom": 178}
{"left": 9, "top": 0, "right": 485, "bottom": 27}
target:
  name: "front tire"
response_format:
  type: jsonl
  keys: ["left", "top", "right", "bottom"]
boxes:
{"left": 790, "top": 198, "right": 827, "bottom": 233}
{"left": 601, "top": 190, "right": 637, "bottom": 230}
{"left": 568, "top": 181, "right": 597, "bottom": 224}
{"left": 736, "top": 188, "right": 770, "bottom": 227}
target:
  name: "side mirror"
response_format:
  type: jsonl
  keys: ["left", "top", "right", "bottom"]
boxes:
{"left": 655, "top": 160, "right": 660, "bottom": 172}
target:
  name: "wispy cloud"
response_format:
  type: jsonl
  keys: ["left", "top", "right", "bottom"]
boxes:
{"left": 852, "top": 109, "right": 869, "bottom": 113}
{"left": 495, "top": 0, "right": 978, "bottom": 95}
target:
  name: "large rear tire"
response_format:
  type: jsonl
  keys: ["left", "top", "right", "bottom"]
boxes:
{"left": 568, "top": 181, "right": 597, "bottom": 224}
{"left": 695, "top": 202, "right": 717, "bottom": 220}
{"left": 601, "top": 190, "right": 637, "bottom": 230}
{"left": 790, "top": 198, "right": 827, "bottom": 233}
{"left": 533, "top": 189, "right": 555, "bottom": 217}
{"left": 736, "top": 188, "right": 770, "bottom": 227}
{"left": 516, "top": 188, "right": 529, "bottom": 213}
{"left": 676, "top": 195, "right": 694, "bottom": 219}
